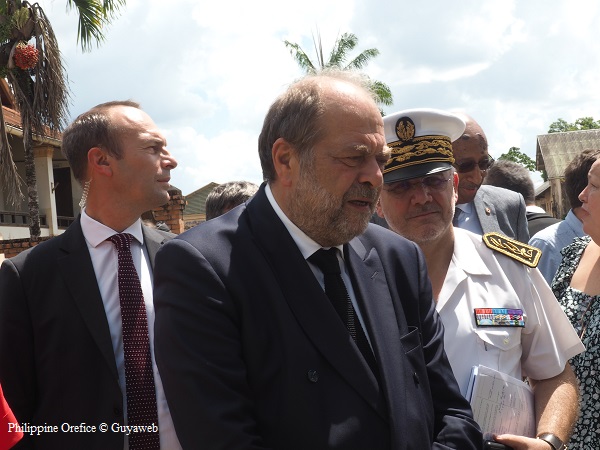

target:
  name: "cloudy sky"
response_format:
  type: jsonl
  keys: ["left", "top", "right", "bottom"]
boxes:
{"left": 39, "top": 0, "right": 600, "bottom": 195}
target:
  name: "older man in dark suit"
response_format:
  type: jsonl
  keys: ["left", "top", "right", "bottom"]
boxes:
{"left": 0, "top": 101, "right": 180, "bottom": 449}
{"left": 154, "top": 71, "right": 482, "bottom": 449}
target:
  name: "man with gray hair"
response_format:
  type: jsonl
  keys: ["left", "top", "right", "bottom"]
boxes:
{"left": 154, "top": 71, "right": 482, "bottom": 449}
{"left": 205, "top": 180, "right": 258, "bottom": 220}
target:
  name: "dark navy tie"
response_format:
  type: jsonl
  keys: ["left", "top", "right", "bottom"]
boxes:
{"left": 108, "top": 233, "right": 160, "bottom": 450}
{"left": 309, "top": 248, "right": 378, "bottom": 377}
{"left": 453, "top": 206, "right": 462, "bottom": 226}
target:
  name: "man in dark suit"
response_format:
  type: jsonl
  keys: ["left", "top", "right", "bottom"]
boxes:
{"left": 154, "top": 71, "right": 482, "bottom": 449}
{"left": 452, "top": 113, "right": 529, "bottom": 242}
{"left": 0, "top": 101, "right": 180, "bottom": 449}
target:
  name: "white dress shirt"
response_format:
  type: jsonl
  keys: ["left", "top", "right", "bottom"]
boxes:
{"left": 80, "top": 210, "right": 181, "bottom": 450}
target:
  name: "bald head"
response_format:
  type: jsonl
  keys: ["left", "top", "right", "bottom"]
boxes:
{"left": 453, "top": 113, "right": 488, "bottom": 152}
{"left": 451, "top": 113, "right": 490, "bottom": 203}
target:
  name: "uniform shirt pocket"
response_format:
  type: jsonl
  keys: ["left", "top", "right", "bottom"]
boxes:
{"left": 473, "top": 327, "right": 523, "bottom": 376}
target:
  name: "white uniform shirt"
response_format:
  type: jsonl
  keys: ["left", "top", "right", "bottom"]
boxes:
{"left": 437, "top": 228, "right": 584, "bottom": 396}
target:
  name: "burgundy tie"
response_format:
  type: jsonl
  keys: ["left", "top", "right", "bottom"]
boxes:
{"left": 108, "top": 233, "right": 160, "bottom": 450}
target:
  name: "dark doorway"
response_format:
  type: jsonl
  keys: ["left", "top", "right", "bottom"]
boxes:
{"left": 53, "top": 167, "right": 73, "bottom": 218}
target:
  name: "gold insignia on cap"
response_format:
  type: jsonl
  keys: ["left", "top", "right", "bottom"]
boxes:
{"left": 396, "top": 117, "right": 415, "bottom": 141}
{"left": 482, "top": 232, "right": 541, "bottom": 268}
{"left": 383, "top": 137, "right": 454, "bottom": 174}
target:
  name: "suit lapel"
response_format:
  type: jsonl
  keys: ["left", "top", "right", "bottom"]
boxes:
{"left": 345, "top": 239, "right": 407, "bottom": 424}
{"left": 57, "top": 219, "right": 119, "bottom": 381}
{"left": 474, "top": 189, "right": 499, "bottom": 234}
{"left": 246, "top": 187, "right": 386, "bottom": 418}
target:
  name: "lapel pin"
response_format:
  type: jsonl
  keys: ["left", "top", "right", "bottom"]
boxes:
{"left": 485, "top": 207, "right": 491, "bottom": 215}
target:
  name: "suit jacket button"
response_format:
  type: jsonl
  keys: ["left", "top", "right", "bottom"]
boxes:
{"left": 307, "top": 370, "right": 319, "bottom": 383}
{"left": 413, "top": 372, "right": 420, "bottom": 385}
{"left": 114, "top": 406, "right": 122, "bottom": 416}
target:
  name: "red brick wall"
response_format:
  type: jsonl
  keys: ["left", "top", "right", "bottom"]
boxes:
{"left": 152, "top": 188, "right": 186, "bottom": 235}
{"left": 0, "top": 237, "right": 52, "bottom": 259}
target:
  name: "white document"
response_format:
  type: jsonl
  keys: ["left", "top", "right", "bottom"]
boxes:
{"left": 466, "top": 365, "right": 535, "bottom": 440}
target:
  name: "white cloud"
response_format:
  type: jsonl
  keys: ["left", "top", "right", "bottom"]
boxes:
{"left": 33, "top": 0, "right": 600, "bottom": 196}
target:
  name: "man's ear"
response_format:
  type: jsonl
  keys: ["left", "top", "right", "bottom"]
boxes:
{"left": 272, "top": 138, "right": 297, "bottom": 187}
{"left": 376, "top": 199, "right": 385, "bottom": 218}
{"left": 87, "top": 147, "right": 112, "bottom": 177}
{"left": 453, "top": 171, "right": 459, "bottom": 203}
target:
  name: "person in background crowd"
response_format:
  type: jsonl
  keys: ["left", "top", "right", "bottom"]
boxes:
{"left": 377, "top": 108, "right": 583, "bottom": 450}
{"left": 0, "top": 101, "right": 181, "bottom": 450}
{"left": 153, "top": 71, "right": 482, "bottom": 449}
{"left": 452, "top": 113, "right": 529, "bottom": 242}
{"left": 205, "top": 180, "right": 259, "bottom": 220}
{"left": 552, "top": 155, "right": 600, "bottom": 449}
{"left": 530, "top": 149, "right": 600, "bottom": 284}
{"left": 484, "top": 159, "right": 560, "bottom": 237}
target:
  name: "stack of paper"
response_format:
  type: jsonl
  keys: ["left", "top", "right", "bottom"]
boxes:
{"left": 466, "top": 365, "right": 535, "bottom": 440}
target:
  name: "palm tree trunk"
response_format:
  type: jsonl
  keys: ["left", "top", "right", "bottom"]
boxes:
{"left": 22, "top": 114, "right": 40, "bottom": 241}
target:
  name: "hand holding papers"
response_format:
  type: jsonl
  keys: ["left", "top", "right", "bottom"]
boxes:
{"left": 466, "top": 365, "right": 535, "bottom": 440}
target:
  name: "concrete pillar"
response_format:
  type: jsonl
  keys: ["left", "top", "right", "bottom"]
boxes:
{"left": 34, "top": 145, "right": 58, "bottom": 235}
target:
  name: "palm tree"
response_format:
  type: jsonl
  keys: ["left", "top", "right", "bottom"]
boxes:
{"left": 284, "top": 31, "right": 393, "bottom": 108}
{"left": 0, "top": 0, "right": 126, "bottom": 239}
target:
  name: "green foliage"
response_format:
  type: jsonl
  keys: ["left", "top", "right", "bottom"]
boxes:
{"left": 498, "top": 146, "right": 548, "bottom": 180}
{"left": 66, "top": 0, "right": 127, "bottom": 52}
{"left": 548, "top": 117, "right": 600, "bottom": 133}
{"left": 498, "top": 147, "right": 536, "bottom": 172}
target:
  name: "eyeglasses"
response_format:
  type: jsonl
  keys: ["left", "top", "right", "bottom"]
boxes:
{"left": 453, "top": 156, "right": 494, "bottom": 173}
{"left": 383, "top": 175, "right": 452, "bottom": 196}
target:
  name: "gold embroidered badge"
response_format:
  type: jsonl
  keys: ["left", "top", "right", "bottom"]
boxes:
{"left": 395, "top": 117, "right": 415, "bottom": 141}
{"left": 482, "top": 232, "right": 541, "bottom": 268}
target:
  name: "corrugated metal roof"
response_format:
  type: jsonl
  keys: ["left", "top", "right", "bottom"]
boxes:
{"left": 185, "top": 182, "right": 219, "bottom": 215}
{"left": 534, "top": 181, "right": 550, "bottom": 197}
{"left": 536, "top": 129, "right": 600, "bottom": 178}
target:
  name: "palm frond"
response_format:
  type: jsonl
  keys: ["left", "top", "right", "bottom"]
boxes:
{"left": 7, "top": 7, "right": 68, "bottom": 157}
{"left": 345, "top": 48, "right": 379, "bottom": 71}
{"left": 66, "top": 0, "right": 113, "bottom": 52}
{"left": 0, "top": 105, "right": 23, "bottom": 205}
{"left": 369, "top": 79, "right": 393, "bottom": 106}
{"left": 327, "top": 32, "right": 357, "bottom": 68}
{"left": 312, "top": 29, "right": 325, "bottom": 70}
{"left": 22, "top": 3, "right": 69, "bottom": 133}
{"left": 284, "top": 40, "right": 316, "bottom": 73}
{"left": 102, "top": 0, "right": 127, "bottom": 17}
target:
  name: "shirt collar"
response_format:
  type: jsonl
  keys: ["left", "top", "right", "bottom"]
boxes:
{"left": 455, "top": 201, "right": 473, "bottom": 215}
{"left": 265, "top": 184, "right": 343, "bottom": 259}
{"left": 526, "top": 205, "right": 546, "bottom": 214}
{"left": 566, "top": 209, "right": 584, "bottom": 235}
{"left": 452, "top": 228, "right": 492, "bottom": 276}
{"left": 80, "top": 209, "right": 144, "bottom": 248}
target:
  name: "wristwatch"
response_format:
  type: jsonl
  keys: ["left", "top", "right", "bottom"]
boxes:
{"left": 537, "top": 433, "right": 567, "bottom": 450}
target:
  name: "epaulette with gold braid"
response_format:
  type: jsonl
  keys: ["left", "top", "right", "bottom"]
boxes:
{"left": 482, "top": 232, "right": 541, "bottom": 268}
